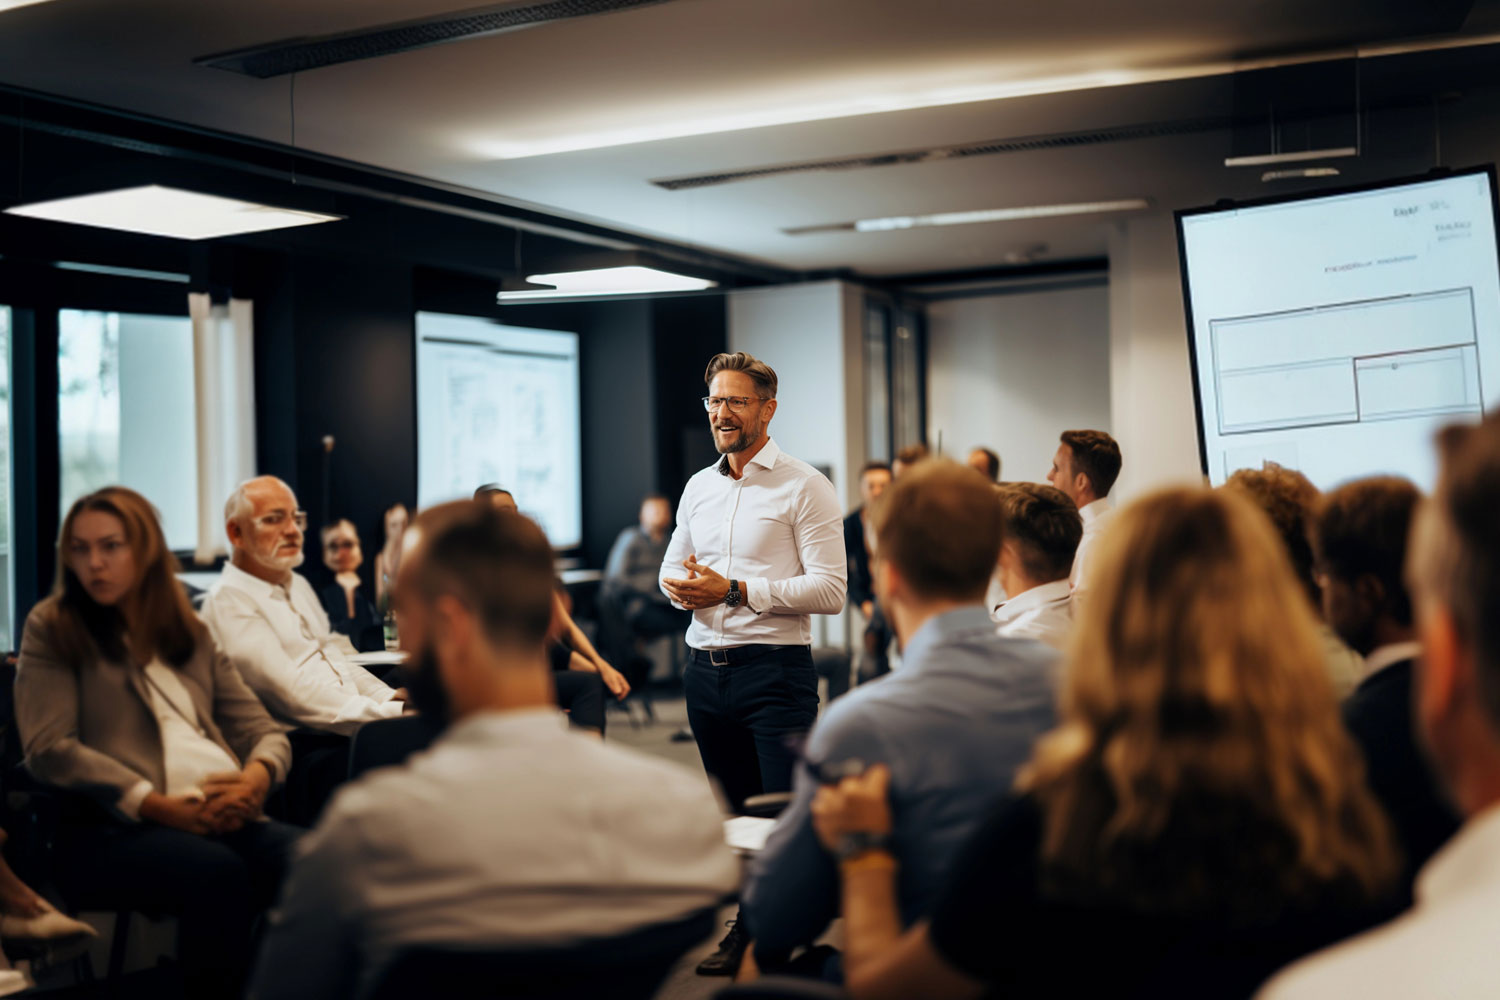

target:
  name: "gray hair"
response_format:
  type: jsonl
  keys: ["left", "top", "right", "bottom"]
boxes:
{"left": 224, "top": 476, "right": 295, "bottom": 529}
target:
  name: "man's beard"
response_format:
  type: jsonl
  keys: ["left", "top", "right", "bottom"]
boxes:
{"left": 401, "top": 646, "right": 452, "bottom": 726}
{"left": 714, "top": 422, "right": 761, "bottom": 455}
{"left": 253, "top": 547, "right": 304, "bottom": 574}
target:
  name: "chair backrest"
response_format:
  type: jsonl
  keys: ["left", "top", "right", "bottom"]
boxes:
{"left": 368, "top": 906, "right": 717, "bottom": 1000}
{"left": 346, "top": 714, "right": 445, "bottom": 782}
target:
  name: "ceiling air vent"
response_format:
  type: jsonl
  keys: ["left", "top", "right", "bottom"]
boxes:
{"left": 650, "top": 116, "right": 1236, "bottom": 191}
{"left": 197, "top": 0, "right": 677, "bottom": 78}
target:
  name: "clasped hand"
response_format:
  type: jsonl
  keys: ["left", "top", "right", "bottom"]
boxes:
{"left": 662, "top": 555, "right": 732, "bottom": 611}
{"left": 143, "top": 764, "right": 270, "bottom": 836}
{"left": 811, "top": 763, "right": 894, "bottom": 852}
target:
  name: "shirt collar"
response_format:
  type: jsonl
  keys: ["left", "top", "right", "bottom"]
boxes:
{"left": 1079, "top": 498, "right": 1112, "bottom": 525}
{"left": 1417, "top": 802, "right": 1500, "bottom": 905}
{"left": 717, "top": 436, "right": 782, "bottom": 477}
{"left": 440, "top": 707, "right": 571, "bottom": 747}
{"left": 993, "top": 579, "right": 1072, "bottom": 625}
{"left": 902, "top": 605, "right": 999, "bottom": 670}
{"left": 1363, "top": 641, "right": 1422, "bottom": 680}
{"left": 218, "top": 560, "right": 295, "bottom": 601}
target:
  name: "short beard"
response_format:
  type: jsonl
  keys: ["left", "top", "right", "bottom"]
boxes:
{"left": 715, "top": 424, "right": 761, "bottom": 455}
{"left": 252, "top": 547, "right": 304, "bottom": 575}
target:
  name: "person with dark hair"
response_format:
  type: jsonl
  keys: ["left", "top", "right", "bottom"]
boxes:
{"left": 1222, "top": 465, "right": 1363, "bottom": 695}
{"left": 966, "top": 447, "right": 1001, "bottom": 482}
{"left": 845, "top": 462, "right": 893, "bottom": 681}
{"left": 251, "top": 501, "right": 737, "bottom": 1000}
{"left": 660, "top": 351, "right": 846, "bottom": 975}
{"left": 17, "top": 486, "right": 299, "bottom": 999}
{"left": 743, "top": 461, "right": 1054, "bottom": 978}
{"left": 1310, "top": 477, "right": 1460, "bottom": 891}
{"left": 811, "top": 486, "right": 1400, "bottom": 1000}
{"left": 1046, "top": 428, "right": 1122, "bottom": 596}
{"left": 991, "top": 483, "right": 1081, "bottom": 649}
{"left": 317, "top": 518, "right": 384, "bottom": 653}
{"left": 604, "top": 495, "right": 689, "bottom": 649}
{"left": 892, "top": 444, "right": 929, "bottom": 479}
{"left": 1264, "top": 417, "right": 1500, "bottom": 999}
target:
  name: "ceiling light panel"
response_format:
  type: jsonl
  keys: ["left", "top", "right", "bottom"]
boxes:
{"left": 785, "top": 199, "right": 1150, "bottom": 236}
{"left": 0, "top": 0, "right": 61, "bottom": 12}
{"left": 4, "top": 185, "right": 342, "bottom": 240}
{"left": 495, "top": 266, "right": 715, "bottom": 301}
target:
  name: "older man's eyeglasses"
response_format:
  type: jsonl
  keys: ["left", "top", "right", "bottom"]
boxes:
{"left": 702, "top": 395, "right": 767, "bottom": 413}
{"left": 253, "top": 509, "right": 308, "bottom": 531}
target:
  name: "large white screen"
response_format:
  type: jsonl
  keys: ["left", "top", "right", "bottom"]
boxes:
{"left": 416, "top": 312, "right": 582, "bottom": 548}
{"left": 1178, "top": 170, "right": 1500, "bottom": 490}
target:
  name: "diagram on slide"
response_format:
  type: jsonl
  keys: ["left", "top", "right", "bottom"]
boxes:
{"left": 1209, "top": 288, "right": 1485, "bottom": 437}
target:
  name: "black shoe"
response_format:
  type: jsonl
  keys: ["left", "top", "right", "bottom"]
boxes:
{"left": 670, "top": 727, "right": 695, "bottom": 743}
{"left": 696, "top": 919, "right": 749, "bottom": 976}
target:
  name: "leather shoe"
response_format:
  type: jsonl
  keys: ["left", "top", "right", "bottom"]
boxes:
{"left": 695, "top": 918, "right": 749, "bottom": 976}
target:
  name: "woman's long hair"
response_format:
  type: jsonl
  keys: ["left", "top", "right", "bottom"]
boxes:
{"left": 42, "top": 487, "right": 201, "bottom": 668}
{"left": 1020, "top": 487, "right": 1396, "bottom": 916}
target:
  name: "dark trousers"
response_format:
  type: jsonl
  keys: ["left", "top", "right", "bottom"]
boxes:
{"left": 280, "top": 729, "right": 351, "bottom": 827}
{"left": 56, "top": 819, "right": 302, "bottom": 998}
{"left": 554, "top": 670, "right": 607, "bottom": 733}
{"left": 684, "top": 645, "right": 819, "bottom": 812}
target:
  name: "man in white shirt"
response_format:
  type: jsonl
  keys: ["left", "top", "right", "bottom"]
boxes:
{"left": 201, "top": 476, "right": 405, "bottom": 737}
{"left": 251, "top": 500, "right": 737, "bottom": 1000}
{"left": 990, "top": 482, "right": 1081, "bottom": 650}
{"left": 1259, "top": 416, "right": 1500, "bottom": 1000}
{"left": 1046, "top": 428, "right": 1122, "bottom": 595}
{"left": 659, "top": 351, "right": 846, "bottom": 974}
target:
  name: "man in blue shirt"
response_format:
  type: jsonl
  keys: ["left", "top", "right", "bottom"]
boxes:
{"left": 742, "top": 460, "right": 1057, "bottom": 972}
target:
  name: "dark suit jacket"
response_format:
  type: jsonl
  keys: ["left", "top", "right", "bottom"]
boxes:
{"left": 16, "top": 604, "right": 292, "bottom": 820}
{"left": 844, "top": 508, "right": 874, "bottom": 610}
{"left": 1343, "top": 659, "right": 1462, "bottom": 892}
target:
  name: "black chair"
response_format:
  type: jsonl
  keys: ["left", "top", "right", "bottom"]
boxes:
{"left": 347, "top": 715, "right": 445, "bottom": 781}
{"left": 367, "top": 906, "right": 717, "bottom": 1000}
{"left": 715, "top": 977, "right": 848, "bottom": 999}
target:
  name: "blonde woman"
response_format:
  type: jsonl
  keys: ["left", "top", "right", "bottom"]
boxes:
{"left": 811, "top": 487, "right": 1400, "bottom": 1000}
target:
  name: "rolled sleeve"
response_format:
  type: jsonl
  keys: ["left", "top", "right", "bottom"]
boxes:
{"left": 118, "top": 780, "right": 154, "bottom": 822}
{"left": 659, "top": 515, "right": 695, "bottom": 610}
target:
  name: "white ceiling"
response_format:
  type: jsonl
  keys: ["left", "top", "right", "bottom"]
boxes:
{"left": 1, "top": 0, "right": 1498, "bottom": 276}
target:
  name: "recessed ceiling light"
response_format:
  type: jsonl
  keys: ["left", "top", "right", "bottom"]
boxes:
{"left": 0, "top": 0, "right": 62, "bottom": 11}
{"left": 785, "top": 199, "right": 1150, "bottom": 236}
{"left": 4, "top": 185, "right": 342, "bottom": 240}
{"left": 495, "top": 266, "right": 715, "bottom": 302}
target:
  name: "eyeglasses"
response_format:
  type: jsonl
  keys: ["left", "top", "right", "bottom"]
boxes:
{"left": 253, "top": 509, "right": 308, "bottom": 531}
{"left": 702, "top": 395, "right": 768, "bottom": 413}
{"left": 325, "top": 539, "right": 357, "bottom": 551}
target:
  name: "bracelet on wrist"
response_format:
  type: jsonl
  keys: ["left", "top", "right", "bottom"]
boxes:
{"left": 840, "top": 850, "right": 898, "bottom": 874}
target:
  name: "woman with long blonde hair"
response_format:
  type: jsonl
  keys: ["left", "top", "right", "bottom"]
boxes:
{"left": 810, "top": 487, "right": 1400, "bottom": 1000}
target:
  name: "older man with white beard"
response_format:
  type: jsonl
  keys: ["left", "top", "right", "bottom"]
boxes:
{"left": 201, "top": 476, "right": 406, "bottom": 737}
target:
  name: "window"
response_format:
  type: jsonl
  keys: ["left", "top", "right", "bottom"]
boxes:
{"left": 0, "top": 307, "right": 11, "bottom": 648}
{"left": 58, "top": 310, "right": 198, "bottom": 552}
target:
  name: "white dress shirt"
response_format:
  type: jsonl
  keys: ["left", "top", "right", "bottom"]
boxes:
{"left": 660, "top": 438, "right": 847, "bottom": 649}
{"left": 1070, "top": 497, "right": 1116, "bottom": 594}
{"left": 1258, "top": 803, "right": 1500, "bottom": 1000}
{"left": 118, "top": 659, "right": 244, "bottom": 820}
{"left": 201, "top": 562, "right": 402, "bottom": 736}
{"left": 993, "top": 579, "right": 1074, "bottom": 650}
{"left": 252, "top": 708, "right": 740, "bottom": 1000}
{"left": 1362, "top": 641, "right": 1423, "bottom": 683}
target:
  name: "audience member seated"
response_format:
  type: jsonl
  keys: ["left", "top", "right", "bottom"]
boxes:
{"left": 317, "top": 518, "right": 385, "bottom": 653}
{"left": 742, "top": 461, "right": 1056, "bottom": 976}
{"left": 1309, "top": 476, "right": 1461, "bottom": 890}
{"left": 966, "top": 446, "right": 1001, "bottom": 482}
{"left": 844, "top": 462, "right": 892, "bottom": 682}
{"left": 480, "top": 483, "right": 632, "bottom": 704}
{"left": 17, "top": 487, "right": 300, "bottom": 999}
{"left": 1260, "top": 415, "right": 1500, "bottom": 999}
{"left": 201, "top": 476, "right": 405, "bottom": 736}
{"left": 809, "top": 486, "right": 1400, "bottom": 1000}
{"left": 249, "top": 500, "right": 737, "bottom": 999}
{"left": 990, "top": 483, "right": 1080, "bottom": 649}
{"left": 1222, "top": 465, "right": 1364, "bottom": 695}
{"left": 1046, "top": 428, "right": 1121, "bottom": 597}
{"left": 603, "top": 494, "right": 690, "bottom": 664}
{"left": 373, "top": 502, "right": 408, "bottom": 610}
{"left": 890, "top": 444, "right": 928, "bottom": 480}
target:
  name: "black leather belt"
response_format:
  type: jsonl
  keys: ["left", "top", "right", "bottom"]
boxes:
{"left": 691, "top": 643, "right": 805, "bottom": 666}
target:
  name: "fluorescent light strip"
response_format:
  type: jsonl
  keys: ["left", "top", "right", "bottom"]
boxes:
{"left": 852, "top": 199, "right": 1150, "bottom": 233}
{"left": 1224, "top": 147, "right": 1358, "bottom": 168}
{"left": 4, "top": 185, "right": 341, "bottom": 240}
{"left": 496, "top": 266, "right": 715, "bottom": 302}
{"left": 53, "top": 261, "right": 191, "bottom": 283}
